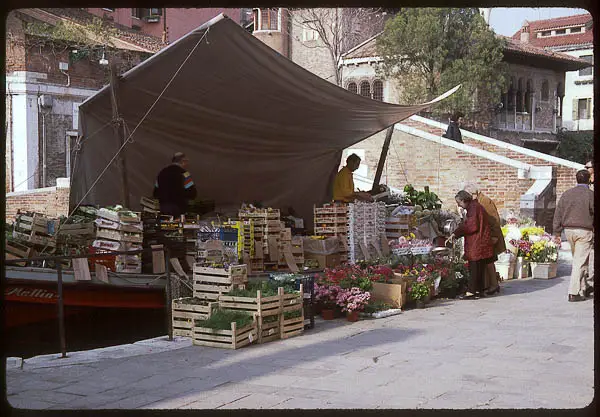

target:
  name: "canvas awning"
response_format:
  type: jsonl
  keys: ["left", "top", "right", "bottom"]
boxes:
{"left": 72, "top": 14, "right": 458, "bottom": 224}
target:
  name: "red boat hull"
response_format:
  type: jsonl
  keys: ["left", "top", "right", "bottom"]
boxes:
{"left": 5, "top": 280, "right": 165, "bottom": 328}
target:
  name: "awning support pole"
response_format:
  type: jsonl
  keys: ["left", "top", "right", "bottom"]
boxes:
{"left": 109, "top": 61, "right": 131, "bottom": 208}
{"left": 372, "top": 125, "right": 394, "bottom": 192}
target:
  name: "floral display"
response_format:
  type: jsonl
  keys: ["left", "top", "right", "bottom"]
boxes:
{"left": 509, "top": 239, "right": 533, "bottom": 259}
{"left": 529, "top": 238, "right": 559, "bottom": 263}
{"left": 408, "top": 278, "right": 431, "bottom": 301}
{"left": 336, "top": 287, "right": 371, "bottom": 312}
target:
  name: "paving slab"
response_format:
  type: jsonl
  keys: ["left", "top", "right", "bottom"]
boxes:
{"left": 6, "top": 251, "right": 593, "bottom": 409}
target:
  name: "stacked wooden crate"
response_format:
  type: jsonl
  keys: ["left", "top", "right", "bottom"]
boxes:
{"left": 238, "top": 208, "right": 281, "bottom": 272}
{"left": 314, "top": 203, "right": 349, "bottom": 261}
{"left": 192, "top": 264, "right": 248, "bottom": 301}
{"left": 281, "top": 284, "right": 305, "bottom": 339}
{"left": 93, "top": 208, "right": 143, "bottom": 273}
{"left": 264, "top": 219, "right": 283, "bottom": 270}
{"left": 278, "top": 231, "right": 304, "bottom": 270}
{"left": 347, "top": 202, "right": 387, "bottom": 264}
{"left": 181, "top": 215, "right": 202, "bottom": 259}
{"left": 12, "top": 212, "right": 57, "bottom": 249}
{"left": 218, "top": 284, "right": 304, "bottom": 343}
{"left": 192, "top": 315, "right": 258, "bottom": 350}
{"left": 172, "top": 298, "right": 217, "bottom": 337}
{"left": 5, "top": 240, "right": 35, "bottom": 266}
{"left": 140, "top": 198, "right": 160, "bottom": 273}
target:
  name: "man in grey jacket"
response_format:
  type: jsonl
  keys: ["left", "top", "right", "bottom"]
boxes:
{"left": 553, "top": 169, "right": 594, "bottom": 302}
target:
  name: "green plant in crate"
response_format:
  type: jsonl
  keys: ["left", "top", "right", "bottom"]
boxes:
{"left": 283, "top": 309, "right": 303, "bottom": 320}
{"left": 408, "top": 281, "right": 430, "bottom": 301}
{"left": 363, "top": 301, "right": 393, "bottom": 314}
{"left": 195, "top": 309, "right": 253, "bottom": 330}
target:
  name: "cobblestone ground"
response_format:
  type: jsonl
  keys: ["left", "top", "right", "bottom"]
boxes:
{"left": 6, "top": 249, "right": 594, "bottom": 410}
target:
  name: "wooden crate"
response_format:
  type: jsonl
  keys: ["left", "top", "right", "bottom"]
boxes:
{"left": 192, "top": 318, "right": 257, "bottom": 349}
{"left": 193, "top": 265, "right": 248, "bottom": 300}
{"left": 258, "top": 315, "right": 281, "bottom": 344}
{"left": 217, "top": 288, "right": 283, "bottom": 317}
{"left": 12, "top": 231, "right": 56, "bottom": 248}
{"left": 58, "top": 223, "right": 95, "bottom": 236}
{"left": 5, "top": 240, "right": 34, "bottom": 267}
{"left": 280, "top": 284, "right": 304, "bottom": 339}
{"left": 172, "top": 298, "right": 217, "bottom": 337}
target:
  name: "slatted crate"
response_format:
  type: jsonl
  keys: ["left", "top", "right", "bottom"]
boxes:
{"left": 12, "top": 231, "right": 56, "bottom": 248}
{"left": 172, "top": 298, "right": 217, "bottom": 337}
{"left": 193, "top": 264, "right": 248, "bottom": 300}
{"left": 281, "top": 285, "right": 305, "bottom": 339}
{"left": 259, "top": 315, "right": 281, "bottom": 344}
{"left": 192, "top": 317, "right": 257, "bottom": 349}
{"left": 5, "top": 240, "right": 34, "bottom": 266}
{"left": 58, "top": 223, "right": 95, "bottom": 237}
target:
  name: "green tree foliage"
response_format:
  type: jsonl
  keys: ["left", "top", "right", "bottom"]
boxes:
{"left": 376, "top": 8, "right": 507, "bottom": 118}
{"left": 556, "top": 130, "right": 594, "bottom": 164}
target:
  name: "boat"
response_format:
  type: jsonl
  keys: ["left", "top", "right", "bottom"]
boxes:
{"left": 4, "top": 265, "right": 167, "bottom": 328}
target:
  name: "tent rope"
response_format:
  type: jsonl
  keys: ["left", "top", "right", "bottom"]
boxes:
{"left": 37, "top": 27, "right": 211, "bottom": 255}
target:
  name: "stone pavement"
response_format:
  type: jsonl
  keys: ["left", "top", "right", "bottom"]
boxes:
{"left": 6, "top": 250, "right": 594, "bottom": 410}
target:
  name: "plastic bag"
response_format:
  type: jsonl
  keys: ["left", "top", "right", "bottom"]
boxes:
{"left": 302, "top": 236, "right": 339, "bottom": 255}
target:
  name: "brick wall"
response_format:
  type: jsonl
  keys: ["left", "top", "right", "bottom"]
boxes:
{"left": 355, "top": 129, "right": 535, "bottom": 213}
{"left": 6, "top": 12, "right": 27, "bottom": 72}
{"left": 401, "top": 119, "right": 580, "bottom": 202}
{"left": 5, "top": 184, "right": 70, "bottom": 223}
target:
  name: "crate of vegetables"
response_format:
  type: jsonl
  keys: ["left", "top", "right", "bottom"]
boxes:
{"left": 172, "top": 298, "right": 217, "bottom": 337}
{"left": 192, "top": 264, "right": 248, "bottom": 300}
{"left": 192, "top": 309, "right": 257, "bottom": 349}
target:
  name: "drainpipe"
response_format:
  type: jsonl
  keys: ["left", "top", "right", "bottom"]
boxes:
{"left": 59, "top": 69, "right": 71, "bottom": 87}
{"left": 37, "top": 97, "right": 47, "bottom": 188}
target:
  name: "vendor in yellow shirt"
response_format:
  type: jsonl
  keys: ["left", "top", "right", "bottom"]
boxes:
{"left": 332, "top": 154, "right": 374, "bottom": 202}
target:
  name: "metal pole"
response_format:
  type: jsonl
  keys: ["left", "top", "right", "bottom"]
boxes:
{"left": 165, "top": 247, "right": 173, "bottom": 341}
{"left": 109, "top": 61, "right": 131, "bottom": 208}
{"left": 372, "top": 125, "right": 394, "bottom": 192}
{"left": 56, "top": 262, "right": 67, "bottom": 358}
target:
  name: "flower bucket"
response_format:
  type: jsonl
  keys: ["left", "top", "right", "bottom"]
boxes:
{"left": 321, "top": 309, "right": 335, "bottom": 320}
{"left": 346, "top": 311, "right": 359, "bottom": 322}
{"left": 531, "top": 262, "right": 558, "bottom": 279}
{"left": 515, "top": 257, "right": 530, "bottom": 279}
{"left": 495, "top": 262, "right": 515, "bottom": 281}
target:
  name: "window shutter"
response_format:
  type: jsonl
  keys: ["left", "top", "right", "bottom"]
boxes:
{"left": 586, "top": 98, "right": 592, "bottom": 119}
{"left": 572, "top": 99, "right": 579, "bottom": 120}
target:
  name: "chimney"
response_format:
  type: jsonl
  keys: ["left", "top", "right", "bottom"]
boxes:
{"left": 520, "top": 21, "right": 530, "bottom": 43}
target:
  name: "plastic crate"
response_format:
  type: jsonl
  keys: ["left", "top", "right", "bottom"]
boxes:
{"left": 219, "top": 228, "right": 238, "bottom": 242}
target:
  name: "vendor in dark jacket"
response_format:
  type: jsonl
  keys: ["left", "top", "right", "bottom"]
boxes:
{"left": 443, "top": 111, "right": 464, "bottom": 144}
{"left": 153, "top": 152, "right": 197, "bottom": 217}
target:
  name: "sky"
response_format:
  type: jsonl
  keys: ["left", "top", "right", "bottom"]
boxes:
{"left": 488, "top": 7, "right": 589, "bottom": 36}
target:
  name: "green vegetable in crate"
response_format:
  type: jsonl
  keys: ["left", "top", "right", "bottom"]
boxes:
{"left": 195, "top": 309, "right": 253, "bottom": 330}
{"left": 284, "top": 309, "right": 303, "bottom": 320}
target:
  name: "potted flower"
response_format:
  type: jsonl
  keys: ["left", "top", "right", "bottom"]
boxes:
{"left": 407, "top": 276, "right": 431, "bottom": 308}
{"left": 335, "top": 287, "right": 371, "bottom": 321}
{"left": 529, "top": 238, "right": 559, "bottom": 279}
{"left": 314, "top": 283, "right": 340, "bottom": 320}
{"left": 509, "top": 239, "right": 532, "bottom": 279}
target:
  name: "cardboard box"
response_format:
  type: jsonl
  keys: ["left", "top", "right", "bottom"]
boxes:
{"left": 304, "top": 253, "right": 341, "bottom": 269}
{"left": 370, "top": 281, "right": 408, "bottom": 308}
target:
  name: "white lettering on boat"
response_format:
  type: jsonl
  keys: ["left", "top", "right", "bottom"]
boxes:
{"left": 5, "top": 287, "right": 58, "bottom": 299}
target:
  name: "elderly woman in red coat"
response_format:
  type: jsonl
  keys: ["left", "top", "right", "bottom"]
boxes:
{"left": 449, "top": 190, "right": 495, "bottom": 299}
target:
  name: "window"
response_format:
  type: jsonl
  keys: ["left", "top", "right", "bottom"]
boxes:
{"left": 302, "top": 22, "right": 319, "bottom": 42}
{"left": 541, "top": 80, "right": 549, "bottom": 101}
{"left": 570, "top": 26, "right": 582, "bottom": 33}
{"left": 132, "top": 8, "right": 142, "bottom": 19}
{"left": 373, "top": 80, "right": 384, "bottom": 101}
{"left": 259, "top": 8, "right": 279, "bottom": 31}
{"left": 579, "top": 55, "right": 593, "bottom": 76}
{"left": 347, "top": 82, "right": 357, "bottom": 94}
{"left": 555, "top": 29, "right": 566, "bottom": 35}
{"left": 149, "top": 8, "right": 162, "bottom": 16}
{"left": 360, "top": 81, "right": 371, "bottom": 98}
{"left": 516, "top": 78, "right": 524, "bottom": 112}
{"left": 541, "top": 30, "right": 551, "bottom": 36}
{"left": 574, "top": 98, "right": 592, "bottom": 120}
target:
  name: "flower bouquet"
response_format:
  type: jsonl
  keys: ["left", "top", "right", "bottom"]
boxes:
{"left": 509, "top": 239, "right": 532, "bottom": 279}
{"left": 529, "top": 238, "right": 559, "bottom": 279}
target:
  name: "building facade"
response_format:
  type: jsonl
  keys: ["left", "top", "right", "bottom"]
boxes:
{"left": 338, "top": 32, "right": 590, "bottom": 151}
{"left": 85, "top": 7, "right": 251, "bottom": 43}
{"left": 5, "top": 9, "right": 162, "bottom": 192}
{"left": 511, "top": 13, "right": 594, "bottom": 131}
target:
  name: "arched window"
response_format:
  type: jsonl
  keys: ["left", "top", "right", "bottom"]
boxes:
{"left": 525, "top": 79, "right": 533, "bottom": 113}
{"left": 507, "top": 77, "right": 516, "bottom": 110}
{"left": 347, "top": 82, "right": 357, "bottom": 94}
{"left": 360, "top": 81, "right": 371, "bottom": 98}
{"left": 372, "top": 80, "right": 384, "bottom": 101}
{"left": 516, "top": 78, "right": 524, "bottom": 112}
{"left": 541, "top": 80, "right": 549, "bottom": 101}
